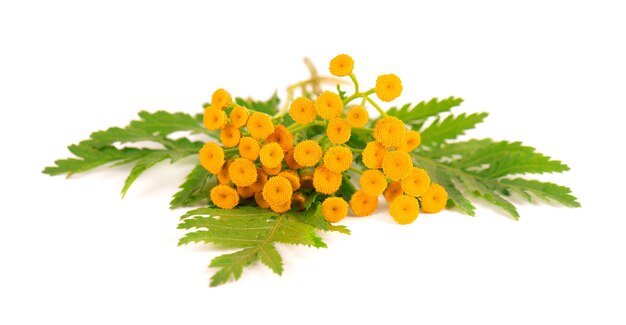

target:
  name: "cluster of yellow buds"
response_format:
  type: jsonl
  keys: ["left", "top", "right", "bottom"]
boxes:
{"left": 199, "top": 54, "right": 448, "bottom": 225}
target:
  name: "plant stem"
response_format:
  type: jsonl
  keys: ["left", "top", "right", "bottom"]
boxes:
{"left": 287, "top": 120, "right": 325, "bottom": 133}
{"left": 366, "top": 97, "right": 387, "bottom": 117}
{"left": 349, "top": 166, "right": 364, "bottom": 174}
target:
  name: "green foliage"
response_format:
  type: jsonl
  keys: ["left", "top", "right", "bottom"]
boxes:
{"left": 401, "top": 97, "right": 580, "bottom": 218}
{"left": 178, "top": 206, "right": 347, "bottom": 286}
{"left": 235, "top": 92, "right": 280, "bottom": 115}
{"left": 170, "top": 165, "right": 215, "bottom": 209}
{"left": 43, "top": 110, "right": 212, "bottom": 196}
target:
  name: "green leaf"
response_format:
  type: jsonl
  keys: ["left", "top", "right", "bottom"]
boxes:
{"left": 420, "top": 113, "right": 489, "bottom": 147}
{"left": 387, "top": 97, "right": 464, "bottom": 130}
{"left": 235, "top": 92, "right": 280, "bottom": 115}
{"left": 170, "top": 165, "right": 213, "bottom": 209}
{"left": 288, "top": 203, "right": 351, "bottom": 235}
{"left": 44, "top": 110, "right": 212, "bottom": 196}
{"left": 178, "top": 210, "right": 329, "bottom": 286}
{"left": 412, "top": 136, "right": 579, "bottom": 219}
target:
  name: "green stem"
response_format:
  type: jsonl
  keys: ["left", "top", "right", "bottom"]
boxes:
{"left": 343, "top": 88, "right": 375, "bottom": 106}
{"left": 349, "top": 166, "right": 364, "bottom": 174}
{"left": 366, "top": 97, "right": 387, "bottom": 117}
{"left": 287, "top": 120, "right": 325, "bottom": 133}
{"left": 349, "top": 73, "right": 359, "bottom": 94}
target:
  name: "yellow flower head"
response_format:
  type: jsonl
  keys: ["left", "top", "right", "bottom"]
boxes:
{"left": 299, "top": 170, "right": 314, "bottom": 189}
{"left": 327, "top": 117, "right": 352, "bottom": 145}
{"left": 228, "top": 158, "right": 258, "bottom": 187}
{"left": 401, "top": 167, "right": 430, "bottom": 197}
{"left": 217, "top": 159, "right": 234, "bottom": 185}
{"left": 285, "top": 148, "right": 303, "bottom": 170}
{"left": 329, "top": 54, "right": 354, "bottom": 77}
{"left": 229, "top": 105, "right": 249, "bottom": 128}
{"left": 254, "top": 191, "right": 270, "bottom": 209}
{"left": 382, "top": 150, "right": 413, "bottom": 181}
{"left": 238, "top": 136, "right": 260, "bottom": 161}
{"left": 313, "top": 165, "right": 342, "bottom": 194}
{"left": 211, "top": 88, "right": 232, "bottom": 110}
{"left": 397, "top": 130, "right": 421, "bottom": 152}
{"left": 361, "top": 141, "right": 387, "bottom": 169}
{"left": 346, "top": 105, "right": 369, "bottom": 128}
{"left": 323, "top": 146, "right": 353, "bottom": 173}
{"left": 289, "top": 97, "right": 316, "bottom": 124}
{"left": 219, "top": 124, "right": 241, "bottom": 148}
{"left": 269, "top": 200, "right": 292, "bottom": 213}
{"left": 293, "top": 140, "right": 323, "bottom": 167}
{"left": 236, "top": 185, "right": 255, "bottom": 199}
{"left": 322, "top": 197, "right": 349, "bottom": 223}
{"left": 250, "top": 168, "right": 268, "bottom": 192}
{"left": 247, "top": 112, "right": 275, "bottom": 139}
{"left": 420, "top": 183, "right": 448, "bottom": 213}
{"left": 266, "top": 124, "right": 294, "bottom": 153}
{"left": 384, "top": 181, "right": 404, "bottom": 203}
{"left": 350, "top": 190, "right": 379, "bottom": 217}
{"left": 203, "top": 107, "right": 228, "bottom": 130}
{"left": 279, "top": 171, "right": 301, "bottom": 191}
{"left": 389, "top": 195, "right": 419, "bottom": 225}
{"left": 199, "top": 142, "right": 225, "bottom": 174}
{"left": 262, "top": 163, "right": 282, "bottom": 176}
{"left": 262, "top": 175, "right": 293, "bottom": 206}
{"left": 373, "top": 116, "right": 406, "bottom": 147}
{"left": 291, "top": 192, "right": 307, "bottom": 211}
{"left": 259, "top": 142, "right": 285, "bottom": 169}
{"left": 314, "top": 91, "right": 343, "bottom": 119}
{"left": 210, "top": 184, "right": 239, "bottom": 209}
{"left": 375, "top": 74, "right": 403, "bottom": 102}
{"left": 359, "top": 169, "right": 388, "bottom": 196}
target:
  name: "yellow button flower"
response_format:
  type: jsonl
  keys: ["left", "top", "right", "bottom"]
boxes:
{"left": 329, "top": 54, "right": 354, "bottom": 77}
{"left": 265, "top": 124, "right": 294, "bottom": 153}
{"left": 383, "top": 181, "right": 403, "bottom": 203}
{"left": 323, "top": 146, "right": 353, "bottom": 173}
{"left": 299, "top": 170, "right": 314, "bottom": 189}
{"left": 278, "top": 171, "right": 301, "bottom": 191}
{"left": 350, "top": 190, "right": 379, "bottom": 217}
{"left": 397, "top": 130, "right": 421, "bottom": 152}
{"left": 313, "top": 165, "right": 342, "bottom": 194}
{"left": 289, "top": 97, "right": 316, "bottom": 124}
{"left": 211, "top": 88, "right": 232, "bottom": 110}
{"left": 375, "top": 74, "right": 402, "bottom": 102}
{"left": 216, "top": 159, "right": 234, "bottom": 185}
{"left": 314, "top": 91, "right": 343, "bottom": 119}
{"left": 291, "top": 192, "right": 307, "bottom": 211}
{"left": 259, "top": 142, "right": 285, "bottom": 169}
{"left": 401, "top": 167, "right": 430, "bottom": 197}
{"left": 219, "top": 124, "right": 241, "bottom": 148}
{"left": 389, "top": 195, "right": 419, "bottom": 225}
{"left": 420, "top": 184, "right": 448, "bottom": 213}
{"left": 346, "top": 105, "right": 369, "bottom": 128}
{"left": 229, "top": 105, "right": 249, "bottom": 128}
{"left": 361, "top": 141, "right": 387, "bottom": 169}
{"left": 269, "top": 200, "right": 292, "bottom": 213}
{"left": 359, "top": 169, "right": 388, "bottom": 196}
{"left": 254, "top": 191, "right": 270, "bottom": 209}
{"left": 382, "top": 150, "right": 413, "bottom": 181}
{"left": 236, "top": 185, "right": 255, "bottom": 199}
{"left": 262, "top": 163, "right": 282, "bottom": 176}
{"left": 293, "top": 140, "right": 323, "bottom": 167}
{"left": 210, "top": 184, "right": 239, "bottom": 209}
{"left": 238, "top": 136, "right": 260, "bottom": 161}
{"left": 285, "top": 148, "right": 303, "bottom": 170}
{"left": 203, "top": 107, "right": 227, "bottom": 130}
{"left": 247, "top": 112, "right": 275, "bottom": 139}
{"left": 262, "top": 175, "right": 293, "bottom": 206}
{"left": 327, "top": 117, "right": 352, "bottom": 145}
{"left": 199, "top": 142, "right": 225, "bottom": 174}
{"left": 228, "top": 158, "right": 258, "bottom": 187}
{"left": 373, "top": 116, "right": 406, "bottom": 147}
{"left": 322, "top": 197, "right": 349, "bottom": 223}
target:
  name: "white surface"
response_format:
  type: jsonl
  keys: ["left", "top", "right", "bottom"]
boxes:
{"left": 1, "top": 1, "right": 624, "bottom": 324}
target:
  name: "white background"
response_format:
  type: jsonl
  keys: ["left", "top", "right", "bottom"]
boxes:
{"left": 1, "top": 1, "right": 624, "bottom": 324}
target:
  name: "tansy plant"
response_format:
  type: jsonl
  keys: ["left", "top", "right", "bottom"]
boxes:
{"left": 44, "top": 54, "right": 580, "bottom": 286}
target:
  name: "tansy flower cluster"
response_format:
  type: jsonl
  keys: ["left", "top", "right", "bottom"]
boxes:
{"left": 198, "top": 54, "right": 448, "bottom": 225}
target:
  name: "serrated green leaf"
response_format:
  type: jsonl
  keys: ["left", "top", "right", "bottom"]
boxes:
{"left": 420, "top": 113, "right": 488, "bottom": 147}
{"left": 235, "top": 92, "right": 280, "bottom": 115}
{"left": 179, "top": 210, "right": 330, "bottom": 286}
{"left": 288, "top": 203, "right": 351, "bottom": 235}
{"left": 387, "top": 97, "right": 464, "bottom": 130}
{"left": 170, "top": 165, "right": 213, "bottom": 209}
{"left": 499, "top": 178, "right": 581, "bottom": 207}
{"left": 121, "top": 151, "right": 169, "bottom": 197}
